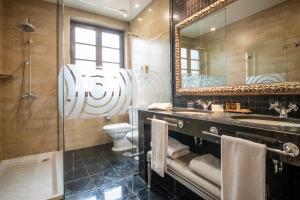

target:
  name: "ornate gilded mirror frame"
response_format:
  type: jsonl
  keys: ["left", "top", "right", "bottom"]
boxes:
{"left": 175, "top": 0, "right": 300, "bottom": 96}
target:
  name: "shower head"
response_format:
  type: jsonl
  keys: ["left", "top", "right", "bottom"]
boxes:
{"left": 18, "top": 18, "right": 35, "bottom": 33}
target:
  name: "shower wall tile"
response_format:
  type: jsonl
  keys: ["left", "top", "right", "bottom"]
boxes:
{"left": 0, "top": 0, "right": 3, "bottom": 74}
{"left": 0, "top": 0, "right": 3, "bottom": 161}
{"left": 64, "top": 114, "right": 129, "bottom": 151}
{"left": 0, "top": 0, "right": 59, "bottom": 159}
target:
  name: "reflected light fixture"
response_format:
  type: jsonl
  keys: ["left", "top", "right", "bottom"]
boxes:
{"left": 119, "top": 9, "right": 128, "bottom": 18}
{"left": 134, "top": 3, "right": 140, "bottom": 8}
{"left": 173, "top": 14, "right": 179, "bottom": 20}
{"left": 210, "top": 27, "right": 216, "bottom": 31}
{"left": 148, "top": 8, "right": 152, "bottom": 12}
{"left": 138, "top": 18, "right": 142, "bottom": 21}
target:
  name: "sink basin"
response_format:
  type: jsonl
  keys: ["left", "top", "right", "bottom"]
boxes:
{"left": 173, "top": 108, "right": 212, "bottom": 115}
{"left": 231, "top": 116, "right": 300, "bottom": 127}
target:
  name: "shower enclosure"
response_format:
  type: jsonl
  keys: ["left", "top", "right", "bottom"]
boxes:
{"left": 0, "top": 0, "right": 64, "bottom": 199}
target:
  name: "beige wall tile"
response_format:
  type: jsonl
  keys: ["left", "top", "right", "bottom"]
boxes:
{"left": 1, "top": 0, "right": 58, "bottom": 159}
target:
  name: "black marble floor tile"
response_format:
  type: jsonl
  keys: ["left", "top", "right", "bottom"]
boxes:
{"left": 86, "top": 162, "right": 113, "bottom": 175}
{"left": 82, "top": 155, "right": 106, "bottom": 166}
{"left": 65, "top": 177, "right": 96, "bottom": 198}
{"left": 64, "top": 144, "right": 170, "bottom": 200}
{"left": 112, "top": 161, "right": 136, "bottom": 178}
{"left": 136, "top": 188, "right": 172, "bottom": 200}
{"left": 102, "top": 152, "right": 129, "bottom": 162}
{"left": 65, "top": 167, "right": 89, "bottom": 182}
{"left": 64, "top": 159, "right": 85, "bottom": 172}
{"left": 124, "top": 176, "right": 147, "bottom": 192}
{"left": 90, "top": 168, "right": 122, "bottom": 188}
{"left": 79, "top": 147, "right": 102, "bottom": 158}
{"left": 96, "top": 179, "right": 137, "bottom": 200}
{"left": 65, "top": 150, "right": 82, "bottom": 161}
{"left": 65, "top": 189, "right": 102, "bottom": 200}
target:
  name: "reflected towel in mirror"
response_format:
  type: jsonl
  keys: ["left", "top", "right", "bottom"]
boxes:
{"left": 148, "top": 103, "right": 172, "bottom": 111}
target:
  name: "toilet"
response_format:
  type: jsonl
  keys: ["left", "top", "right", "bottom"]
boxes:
{"left": 102, "top": 106, "right": 139, "bottom": 151}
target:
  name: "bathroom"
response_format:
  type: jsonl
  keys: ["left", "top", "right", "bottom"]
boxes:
{"left": 0, "top": 0, "right": 299, "bottom": 199}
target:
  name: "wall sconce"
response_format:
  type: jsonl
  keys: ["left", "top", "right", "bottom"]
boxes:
{"left": 141, "top": 64, "right": 149, "bottom": 73}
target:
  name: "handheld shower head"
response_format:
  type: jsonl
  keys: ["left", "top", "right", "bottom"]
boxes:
{"left": 18, "top": 18, "right": 35, "bottom": 33}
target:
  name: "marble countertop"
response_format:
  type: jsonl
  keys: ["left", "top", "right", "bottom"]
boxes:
{"left": 139, "top": 107, "right": 300, "bottom": 135}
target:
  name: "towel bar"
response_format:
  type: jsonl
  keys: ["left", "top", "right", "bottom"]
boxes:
{"left": 147, "top": 117, "right": 184, "bottom": 128}
{"left": 202, "top": 131, "right": 300, "bottom": 158}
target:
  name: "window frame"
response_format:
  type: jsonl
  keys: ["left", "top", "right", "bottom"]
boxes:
{"left": 70, "top": 21, "right": 125, "bottom": 68}
{"left": 181, "top": 47, "right": 201, "bottom": 75}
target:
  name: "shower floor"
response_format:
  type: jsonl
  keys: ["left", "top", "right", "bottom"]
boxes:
{"left": 0, "top": 151, "right": 63, "bottom": 200}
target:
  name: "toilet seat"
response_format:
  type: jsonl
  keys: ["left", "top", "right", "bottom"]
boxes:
{"left": 102, "top": 123, "right": 133, "bottom": 133}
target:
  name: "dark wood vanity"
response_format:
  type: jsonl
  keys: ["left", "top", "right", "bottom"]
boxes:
{"left": 138, "top": 108, "right": 300, "bottom": 200}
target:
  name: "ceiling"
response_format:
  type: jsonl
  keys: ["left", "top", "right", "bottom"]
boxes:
{"left": 181, "top": 0, "right": 287, "bottom": 38}
{"left": 43, "top": 0, "right": 152, "bottom": 21}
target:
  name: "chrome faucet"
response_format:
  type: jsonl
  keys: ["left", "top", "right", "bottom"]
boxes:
{"left": 269, "top": 102, "right": 298, "bottom": 118}
{"left": 196, "top": 99, "right": 212, "bottom": 110}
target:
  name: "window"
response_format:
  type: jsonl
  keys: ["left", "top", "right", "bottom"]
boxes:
{"left": 181, "top": 47, "right": 200, "bottom": 75}
{"left": 181, "top": 47, "right": 188, "bottom": 75}
{"left": 190, "top": 49, "right": 200, "bottom": 75}
{"left": 71, "top": 22, "right": 125, "bottom": 69}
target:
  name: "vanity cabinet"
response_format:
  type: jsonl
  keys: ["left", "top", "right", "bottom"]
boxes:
{"left": 138, "top": 109, "right": 300, "bottom": 200}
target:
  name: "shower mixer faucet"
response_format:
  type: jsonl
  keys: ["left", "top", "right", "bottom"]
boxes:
{"left": 21, "top": 93, "right": 38, "bottom": 99}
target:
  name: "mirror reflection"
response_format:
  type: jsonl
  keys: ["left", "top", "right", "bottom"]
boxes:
{"left": 180, "top": 9, "right": 226, "bottom": 88}
{"left": 178, "top": 0, "right": 300, "bottom": 89}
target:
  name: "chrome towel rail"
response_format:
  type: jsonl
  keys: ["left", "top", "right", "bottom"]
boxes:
{"left": 147, "top": 117, "right": 184, "bottom": 128}
{"left": 202, "top": 131, "right": 300, "bottom": 158}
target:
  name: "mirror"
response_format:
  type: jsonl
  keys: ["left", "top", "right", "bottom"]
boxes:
{"left": 175, "top": 0, "right": 300, "bottom": 95}
{"left": 180, "top": 9, "right": 226, "bottom": 88}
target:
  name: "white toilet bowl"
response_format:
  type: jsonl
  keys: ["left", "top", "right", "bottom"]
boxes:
{"left": 102, "top": 123, "right": 137, "bottom": 151}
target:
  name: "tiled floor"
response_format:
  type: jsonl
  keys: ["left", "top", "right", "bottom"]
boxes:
{"left": 64, "top": 143, "right": 170, "bottom": 200}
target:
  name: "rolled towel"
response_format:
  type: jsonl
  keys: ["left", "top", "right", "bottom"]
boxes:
{"left": 168, "top": 137, "right": 189, "bottom": 158}
{"left": 189, "top": 154, "right": 221, "bottom": 186}
{"left": 171, "top": 149, "right": 191, "bottom": 159}
{"left": 148, "top": 103, "right": 172, "bottom": 111}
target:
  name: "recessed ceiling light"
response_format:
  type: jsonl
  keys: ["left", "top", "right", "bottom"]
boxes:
{"left": 123, "top": 14, "right": 128, "bottom": 18}
{"left": 210, "top": 27, "right": 216, "bottom": 31}
{"left": 148, "top": 8, "right": 152, "bottom": 12}
{"left": 138, "top": 18, "right": 142, "bottom": 21}
{"left": 134, "top": 3, "right": 140, "bottom": 8}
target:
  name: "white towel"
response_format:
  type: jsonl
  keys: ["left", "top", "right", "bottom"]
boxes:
{"left": 151, "top": 118, "right": 168, "bottom": 177}
{"left": 168, "top": 137, "right": 189, "bottom": 158}
{"left": 189, "top": 154, "right": 221, "bottom": 186}
{"left": 171, "top": 149, "right": 191, "bottom": 159}
{"left": 148, "top": 103, "right": 172, "bottom": 111}
{"left": 221, "top": 135, "right": 266, "bottom": 200}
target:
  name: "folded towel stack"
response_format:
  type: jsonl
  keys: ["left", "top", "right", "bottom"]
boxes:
{"left": 168, "top": 137, "right": 190, "bottom": 159}
{"left": 189, "top": 154, "right": 221, "bottom": 186}
{"left": 148, "top": 103, "right": 173, "bottom": 111}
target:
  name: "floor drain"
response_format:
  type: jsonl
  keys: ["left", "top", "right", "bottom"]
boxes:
{"left": 42, "top": 158, "right": 50, "bottom": 162}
